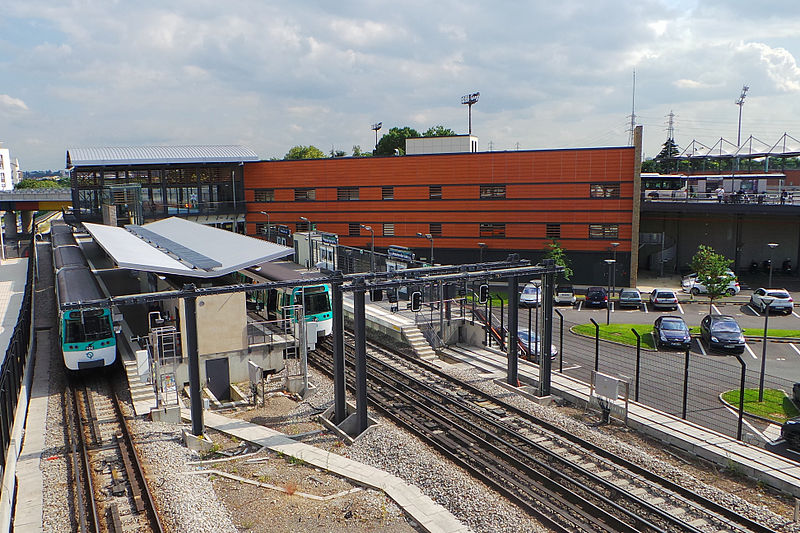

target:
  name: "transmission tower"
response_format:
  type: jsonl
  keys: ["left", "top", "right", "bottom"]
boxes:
{"left": 666, "top": 110, "right": 675, "bottom": 140}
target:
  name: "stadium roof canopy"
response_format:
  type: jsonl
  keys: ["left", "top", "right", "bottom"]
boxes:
{"left": 83, "top": 217, "right": 293, "bottom": 278}
{"left": 66, "top": 145, "right": 259, "bottom": 167}
{"left": 676, "top": 133, "right": 800, "bottom": 160}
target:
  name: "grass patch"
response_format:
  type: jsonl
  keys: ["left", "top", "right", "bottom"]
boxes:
{"left": 688, "top": 327, "right": 800, "bottom": 338}
{"left": 721, "top": 388, "right": 800, "bottom": 423}
{"left": 572, "top": 323, "right": 657, "bottom": 349}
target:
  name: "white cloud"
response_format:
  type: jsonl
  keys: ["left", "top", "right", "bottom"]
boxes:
{"left": 0, "top": 95, "right": 28, "bottom": 111}
{"left": 738, "top": 42, "right": 800, "bottom": 92}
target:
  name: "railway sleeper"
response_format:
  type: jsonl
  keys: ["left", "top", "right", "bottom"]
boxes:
{"left": 106, "top": 504, "right": 123, "bottom": 533}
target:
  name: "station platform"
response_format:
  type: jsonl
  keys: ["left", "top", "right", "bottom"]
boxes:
{"left": 442, "top": 343, "right": 800, "bottom": 498}
{"left": 184, "top": 409, "right": 470, "bottom": 533}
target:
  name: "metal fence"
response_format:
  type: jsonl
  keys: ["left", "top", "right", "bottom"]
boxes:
{"left": 0, "top": 238, "right": 35, "bottom": 473}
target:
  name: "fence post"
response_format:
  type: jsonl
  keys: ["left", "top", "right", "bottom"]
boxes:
{"left": 632, "top": 329, "right": 641, "bottom": 402}
{"left": 590, "top": 318, "right": 599, "bottom": 372}
{"left": 499, "top": 296, "right": 505, "bottom": 350}
{"left": 682, "top": 348, "right": 690, "bottom": 419}
{"left": 554, "top": 309, "right": 563, "bottom": 373}
{"left": 734, "top": 354, "right": 747, "bottom": 441}
{"left": 487, "top": 296, "right": 492, "bottom": 347}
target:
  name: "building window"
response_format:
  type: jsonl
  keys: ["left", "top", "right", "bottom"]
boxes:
{"left": 589, "top": 224, "right": 619, "bottom": 239}
{"left": 546, "top": 224, "right": 561, "bottom": 239}
{"left": 429, "top": 185, "right": 442, "bottom": 200}
{"left": 430, "top": 223, "right": 442, "bottom": 237}
{"left": 295, "top": 188, "right": 316, "bottom": 201}
{"left": 480, "top": 184, "right": 506, "bottom": 199}
{"left": 297, "top": 221, "right": 310, "bottom": 232}
{"left": 349, "top": 223, "right": 361, "bottom": 236}
{"left": 337, "top": 187, "right": 359, "bottom": 201}
{"left": 590, "top": 183, "right": 621, "bottom": 198}
{"left": 383, "top": 223, "right": 395, "bottom": 236}
{"left": 254, "top": 189, "right": 274, "bottom": 202}
{"left": 255, "top": 222, "right": 266, "bottom": 236}
{"left": 479, "top": 223, "right": 505, "bottom": 238}
{"left": 382, "top": 186, "right": 394, "bottom": 200}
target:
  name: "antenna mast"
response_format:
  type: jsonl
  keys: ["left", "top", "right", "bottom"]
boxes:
{"left": 627, "top": 70, "right": 636, "bottom": 145}
{"left": 461, "top": 92, "right": 480, "bottom": 135}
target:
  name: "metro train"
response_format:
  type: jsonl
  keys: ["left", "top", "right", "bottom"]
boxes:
{"left": 51, "top": 223, "right": 117, "bottom": 370}
{"left": 239, "top": 261, "right": 333, "bottom": 340}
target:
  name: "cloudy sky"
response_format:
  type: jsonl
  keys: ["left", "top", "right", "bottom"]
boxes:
{"left": 2, "top": 0, "right": 800, "bottom": 170}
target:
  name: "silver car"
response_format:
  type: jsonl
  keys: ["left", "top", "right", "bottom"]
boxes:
{"left": 618, "top": 288, "right": 643, "bottom": 309}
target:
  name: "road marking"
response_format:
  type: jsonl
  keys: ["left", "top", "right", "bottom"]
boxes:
{"left": 790, "top": 343, "right": 800, "bottom": 357}
{"left": 610, "top": 302, "right": 614, "bottom": 312}
{"left": 745, "top": 343, "right": 757, "bottom": 360}
{"left": 711, "top": 304, "right": 721, "bottom": 315}
{"left": 793, "top": 311, "right": 800, "bottom": 319}
{"left": 747, "top": 304, "right": 760, "bottom": 315}
{"left": 641, "top": 303, "right": 648, "bottom": 314}
{"left": 696, "top": 338, "right": 707, "bottom": 356}
{"left": 677, "top": 303, "right": 684, "bottom": 314}
{"left": 722, "top": 404, "right": 772, "bottom": 443}
{"left": 577, "top": 301, "right": 582, "bottom": 311}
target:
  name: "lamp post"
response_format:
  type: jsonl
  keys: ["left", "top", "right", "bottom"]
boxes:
{"left": 604, "top": 259, "right": 616, "bottom": 325}
{"left": 610, "top": 242, "right": 620, "bottom": 295}
{"left": 371, "top": 122, "right": 382, "bottom": 150}
{"left": 758, "top": 297, "right": 774, "bottom": 403}
{"left": 417, "top": 232, "right": 434, "bottom": 265}
{"left": 361, "top": 224, "right": 375, "bottom": 273}
{"left": 300, "top": 216, "right": 314, "bottom": 270}
{"left": 478, "top": 242, "right": 487, "bottom": 263}
{"left": 767, "top": 242, "right": 779, "bottom": 287}
{"left": 259, "top": 211, "right": 271, "bottom": 242}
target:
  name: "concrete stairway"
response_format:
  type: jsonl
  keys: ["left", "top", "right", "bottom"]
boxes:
{"left": 400, "top": 324, "right": 437, "bottom": 360}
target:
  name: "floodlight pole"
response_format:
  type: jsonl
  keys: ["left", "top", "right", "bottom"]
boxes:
{"left": 768, "top": 242, "right": 778, "bottom": 287}
{"left": 461, "top": 92, "right": 480, "bottom": 135}
{"left": 735, "top": 85, "right": 749, "bottom": 147}
{"left": 371, "top": 122, "right": 382, "bottom": 150}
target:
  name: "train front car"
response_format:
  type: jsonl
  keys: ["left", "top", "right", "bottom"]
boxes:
{"left": 292, "top": 284, "right": 333, "bottom": 338}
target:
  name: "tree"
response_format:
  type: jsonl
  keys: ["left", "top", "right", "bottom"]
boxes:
{"left": 15, "top": 178, "right": 63, "bottom": 189}
{"left": 690, "top": 245, "right": 735, "bottom": 312}
{"left": 543, "top": 239, "right": 573, "bottom": 281}
{"left": 284, "top": 145, "right": 326, "bottom": 160}
{"left": 423, "top": 125, "right": 456, "bottom": 137}
{"left": 352, "top": 145, "right": 372, "bottom": 158}
{"left": 374, "top": 126, "right": 420, "bottom": 156}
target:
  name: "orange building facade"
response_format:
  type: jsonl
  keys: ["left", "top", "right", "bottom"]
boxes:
{"left": 244, "top": 146, "right": 638, "bottom": 284}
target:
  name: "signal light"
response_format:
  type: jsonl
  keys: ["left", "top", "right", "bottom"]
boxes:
{"left": 478, "top": 284, "right": 489, "bottom": 304}
{"left": 410, "top": 291, "right": 422, "bottom": 312}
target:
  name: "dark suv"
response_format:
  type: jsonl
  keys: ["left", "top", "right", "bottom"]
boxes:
{"left": 585, "top": 286, "right": 608, "bottom": 308}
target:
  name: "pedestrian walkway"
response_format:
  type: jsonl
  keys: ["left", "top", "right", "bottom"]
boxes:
{"left": 442, "top": 344, "right": 800, "bottom": 498}
{"left": 0, "top": 258, "right": 29, "bottom": 364}
{"left": 183, "top": 409, "right": 471, "bottom": 533}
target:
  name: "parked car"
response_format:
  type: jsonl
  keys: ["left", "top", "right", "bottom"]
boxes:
{"left": 517, "top": 329, "right": 557, "bottom": 364}
{"left": 618, "top": 288, "right": 643, "bottom": 309}
{"left": 649, "top": 289, "right": 679, "bottom": 310}
{"left": 749, "top": 288, "right": 794, "bottom": 315}
{"left": 700, "top": 314, "right": 746, "bottom": 354}
{"left": 781, "top": 416, "right": 800, "bottom": 450}
{"left": 519, "top": 283, "right": 541, "bottom": 307}
{"left": 682, "top": 271, "right": 740, "bottom": 296}
{"left": 653, "top": 316, "right": 691, "bottom": 350}
{"left": 584, "top": 286, "right": 608, "bottom": 308}
{"left": 554, "top": 284, "right": 576, "bottom": 306}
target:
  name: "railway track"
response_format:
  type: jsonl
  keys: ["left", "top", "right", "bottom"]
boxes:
{"left": 63, "top": 371, "right": 163, "bottom": 533}
{"left": 312, "top": 336, "right": 779, "bottom": 533}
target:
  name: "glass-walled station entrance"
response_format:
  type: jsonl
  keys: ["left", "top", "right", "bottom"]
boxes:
{"left": 66, "top": 146, "right": 257, "bottom": 231}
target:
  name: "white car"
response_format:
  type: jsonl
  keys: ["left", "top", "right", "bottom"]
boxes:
{"left": 554, "top": 285, "right": 577, "bottom": 305}
{"left": 750, "top": 288, "right": 794, "bottom": 315}
{"left": 650, "top": 289, "right": 679, "bottom": 310}
{"left": 682, "top": 271, "right": 740, "bottom": 296}
{"left": 519, "top": 283, "right": 541, "bottom": 307}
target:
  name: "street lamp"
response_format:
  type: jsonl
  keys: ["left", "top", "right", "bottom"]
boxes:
{"left": 417, "top": 232, "right": 434, "bottom": 265}
{"left": 360, "top": 224, "right": 375, "bottom": 272}
{"left": 371, "top": 122, "right": 382, "bottom": 150}
{"left": 300, "top": 216, "right": 314, "bottom": 270}
{"left": 604, "top": 259, "right": 616, "bottom": 325}
{"left": 478, "top": 242, "right": 487, "bottom": 263}
{"left": 259, "top": 211, "right": 271, "bottom": 242}
{"left": 767, "top": 242, "right": 779, "bottom": 287}
{"left": 610, "top": 242, "right": 620, "bottom": 295}
{"left": 759, "top": 297, "right": 774, "bottom": 402}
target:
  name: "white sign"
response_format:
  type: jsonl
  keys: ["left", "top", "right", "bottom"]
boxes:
{"left": 595, "top": 372, "right": 619, "bottom": 400}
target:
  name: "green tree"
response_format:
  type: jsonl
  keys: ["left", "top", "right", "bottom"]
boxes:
{"left": 423, "top": 125, "right": 456, "bottom": 137}
{"left": 284, "top": 145, "right": 326, "bottom": 160}
{"left": 543, "top": 239, "right": 573, "bottom": 280}
{"left": 15, "top": 178, "right": 63, "bottom": 189}
{"left": 374, "top": 126, "right": 420, "bottom": 156}
{"left": 352, "top": 145, "right": 372, "bottom": 158}
{"left": 690, "top": 245, "right": 735, "bottom": 312}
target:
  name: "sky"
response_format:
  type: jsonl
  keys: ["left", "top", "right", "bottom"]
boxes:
{"left": 1, "top": 0, "right": 800, "bottom": 170}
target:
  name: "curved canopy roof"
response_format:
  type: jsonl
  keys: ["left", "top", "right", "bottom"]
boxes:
{"left": 66, "top": 145, "right": 259, "bottom": 167}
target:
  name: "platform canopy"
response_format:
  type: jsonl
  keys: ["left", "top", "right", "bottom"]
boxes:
{"left": 66, "top": 145, "right": 259, "bottom": 167}
{"left": 83, "top": 217, "right": 294, "bottom": 278}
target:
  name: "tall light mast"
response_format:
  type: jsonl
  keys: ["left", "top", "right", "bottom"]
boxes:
{"left": 735, "top": 85, "right": 749, "bottom": 147}
{"left": 461, "top": 92, "right": 480, "bottom": 135}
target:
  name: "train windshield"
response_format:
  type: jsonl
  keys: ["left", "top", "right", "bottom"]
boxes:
{"left": 303, "top": 287, "right": 331, "bottom": 315}
{"left": 64, "top": 309, "right": 113, "bottom": 343}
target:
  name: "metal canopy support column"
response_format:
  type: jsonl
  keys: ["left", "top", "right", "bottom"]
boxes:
{"left": 539, "top": 259, "right": 555, "bottom": 397}
{"left": 353, "top": 278, "right": 369, "bottom": 433}
{"left": 184, "top": 286, "right": 203, "bottom": 436}
{"left": 507, "top": 276, "right": 519, "bottom": 386}
{"left": 331, "top": 273, "right": 346, "bottom": 424}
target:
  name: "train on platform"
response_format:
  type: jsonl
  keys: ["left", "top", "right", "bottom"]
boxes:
{"left": 238, "top": 261, "right": 333, "bottom": 341}
{"left": 51, "top": 222, "right": 117, "bottom": 370}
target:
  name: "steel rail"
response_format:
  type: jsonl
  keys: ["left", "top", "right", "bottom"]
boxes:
{"left": 64, "top": 383, "right": 99, "bottom": 533}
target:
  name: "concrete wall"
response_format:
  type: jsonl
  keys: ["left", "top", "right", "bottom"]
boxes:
{"left": 196, "top": 292, "right": 247, "bottom": 354}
